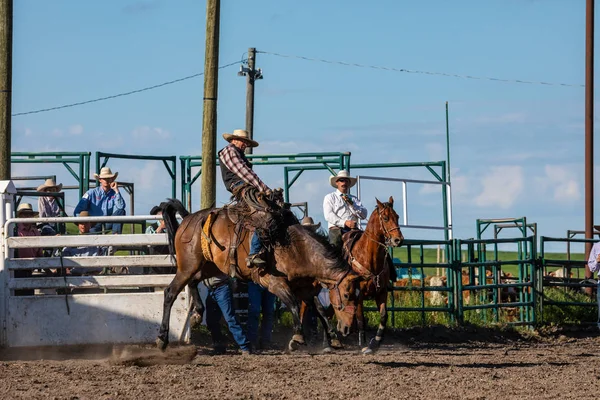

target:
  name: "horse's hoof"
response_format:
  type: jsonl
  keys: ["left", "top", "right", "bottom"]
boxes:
{"left": 291, "top": 334, "right": 305, "bottom": 345}
{"left": 190, "top": 312, "right": 202, "bottom": 328}
{"left": 156, "top": 337, "right": 168, "bottom": 351}
{"left": 322, "top": 346, "right": 334, "bottom": 354}
{"left": 288, "top": 339, "right": 300, "bottom": 352}
{"left": 330, "top": 339, "right": 343, "bottom": 349}
{"left": 362, "top": 346, "right": 374, "bottom": 355}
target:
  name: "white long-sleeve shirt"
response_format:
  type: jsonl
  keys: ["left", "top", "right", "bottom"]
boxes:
{"left": 587, "top": 242, "right": 600, "bottom": 280}
{"left": 323, "top": 190, "right": 367, "bottom": 229}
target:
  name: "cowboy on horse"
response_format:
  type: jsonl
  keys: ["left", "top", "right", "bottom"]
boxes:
{"left": 218, "top": 129, "right": 274, "bottom": 270}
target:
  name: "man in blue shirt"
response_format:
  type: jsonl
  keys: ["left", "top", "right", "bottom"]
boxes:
{"left": 74, "top": 167, "right": 126, "bottom": 234}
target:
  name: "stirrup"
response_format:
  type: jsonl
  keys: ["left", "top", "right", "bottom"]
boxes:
{"left": 246, "top": 254, "right": 266, "bottom": 268}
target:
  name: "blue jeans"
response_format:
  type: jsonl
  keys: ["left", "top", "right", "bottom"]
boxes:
{"left": 90, "top": 208, "right": 126, "bottom": 234}
{"left": 249, "top": 231, "right": 262, "bottom": 255}
{"left": 597, "top": 283, "right": 600, "bottom": 329}
{"left": 206, "top": 282, "right": 250, "bottom": 352}
{"left": 246, "top": 281, "right": 276, "bottom": 346}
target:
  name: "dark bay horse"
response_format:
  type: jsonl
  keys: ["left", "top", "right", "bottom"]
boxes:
{"left": 342, "top": 197, "right": 403, "bottom": 354}
{"left": 156, "top": 199, "right": 361, "bottom": 352}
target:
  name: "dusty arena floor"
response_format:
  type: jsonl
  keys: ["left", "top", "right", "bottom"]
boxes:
{"left": 1, "top": 327, "right": 600, "bottom": 399}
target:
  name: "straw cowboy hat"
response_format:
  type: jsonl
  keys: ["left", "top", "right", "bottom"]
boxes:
{"left": 329, "top": 170, "right": 357, "bottom": 188}
{"left": 36, "top": 178, "right": 63, "bottom": 192}
{"left": 301, "top": 216, "right": 321, "bottom": 230}
{"left": 222, "top": 129, "right": 259, "bottom": 148}
{"left": 94, "top": 167, "right": 118, "bottom": 180}
{"left": 74, "top": 210, "right": 90, "bottom": 225}
{"left": 16, "top": 202, "right": 38, "bottom": 217}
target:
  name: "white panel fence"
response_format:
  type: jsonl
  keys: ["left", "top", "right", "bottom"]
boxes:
{"left": 0, "top": 180, "right": 190, "bottom": 348}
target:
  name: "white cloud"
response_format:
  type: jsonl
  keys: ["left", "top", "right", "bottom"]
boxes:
{"left": 51, "top": 128, "right": 63, "bottom": 137}
{"left": 24, "top": 128, "right": 32, "bottom": 137}
{"left": 539, "top": 164, "right": 581, "bottom": 203}
{"left": 474, "top": 166, "right": 523, "bottom": 209}
{"left": 69, "top": 124, "right": 83, "bottom": 135}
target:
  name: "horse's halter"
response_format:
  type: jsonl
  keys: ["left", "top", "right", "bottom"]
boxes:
{"left": 328, "top": 268, "right": 356, "bottom": 315}
{"left": 364, "top": 204, "right": 401, "bottom": 249}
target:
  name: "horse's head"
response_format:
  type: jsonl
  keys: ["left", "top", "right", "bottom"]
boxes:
{"left": 328, "top": 271, "right": 361, "bottom": 337}
{"left": 375, "top": 196, "right": 404, "bottom": 247}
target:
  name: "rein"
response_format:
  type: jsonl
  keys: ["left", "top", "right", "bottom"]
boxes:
{"left": 346, "top": 204, "right": 397, "bottom": 290}
{"left": 328, "top": 268, "right": 355, "bottom": 314}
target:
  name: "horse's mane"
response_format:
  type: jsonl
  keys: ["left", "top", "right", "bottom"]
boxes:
{"left": 287, "top": 224, "right": 347, "bottom": 273}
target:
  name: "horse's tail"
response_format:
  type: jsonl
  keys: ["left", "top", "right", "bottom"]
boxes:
{"left": 160, "top": 198, "right": 190, "bottom": 256}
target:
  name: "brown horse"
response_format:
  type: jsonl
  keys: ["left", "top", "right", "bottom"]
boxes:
{"left": 342, "top": 196, "right": 403, "bottom": 354}
{"left": 156, "top": 198, "right": 361, "bottom": 352}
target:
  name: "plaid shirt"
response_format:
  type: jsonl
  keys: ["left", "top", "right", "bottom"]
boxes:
{"left": 219, "top": 144, "right": 269, "bottom": 192}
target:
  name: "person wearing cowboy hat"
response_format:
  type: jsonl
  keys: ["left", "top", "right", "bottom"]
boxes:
{"left": 74, "top": 166, "right": 126, "bottom": 234}
{"left": 322, "top": 170, "right": 367, "bottom": 249}
{"left": 218, "top": 129, "right": 271, "bottom": 268}
{"left": 14, "top": 203, "right": 42, "bottom": 294}
{"left": 300, "top": 216, "right": 322, "bottom": 232}
{"left": 37, "top": 178, "right": 64, "bottom": 235}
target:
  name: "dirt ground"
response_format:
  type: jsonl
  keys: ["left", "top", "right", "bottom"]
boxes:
{"left": 1, "top": 326, "right": 600, "bottom": 400}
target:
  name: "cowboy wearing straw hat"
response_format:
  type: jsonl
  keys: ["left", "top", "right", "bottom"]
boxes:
{"left": 37, "top": 178, "right": 64, "bottom": 234}
{"left": 300, "top": 216, "right": 321, "bottom": 232}
{"left": 218, "top": 129, "right": 271, "bottom": 268}
{"left": 74, "top": 167, "right": 126, "bottom": 234}
{"left": 323, "top": 170, "right": 367, "bottom": 249}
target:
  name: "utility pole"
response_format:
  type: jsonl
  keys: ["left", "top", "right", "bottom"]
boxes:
{"left": 238, "top": 47, "right": 263, "bottom": 155}
{"left": 200, "top": 0, "right": 220, "bottom": 210}
{"left": 0, "top": 0, "right": 12, "bottom": 180}
{"left": 585, "top": 0, "right": 594, "bottom": 284}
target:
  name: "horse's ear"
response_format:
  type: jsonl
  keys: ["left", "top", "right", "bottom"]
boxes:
{"left": 388, "top": 196, "right": 394, "bottom": 206}
{"left": 376, "top": 198, "right": 383, "bottom": 208}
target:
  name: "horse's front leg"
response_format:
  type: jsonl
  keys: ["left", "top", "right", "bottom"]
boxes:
{"left": 311, "top": 296, "right": 341, "bottom": 353}
{"left": 356, "top": 291, "right": 367, "bottom": 348}
{"left": 268, "top": 278, "right": 305, "bottom": 351}
{"left": 157, "top": 268, "right": 196, "bottom": 350}
{"left": 363, "top": 288, "right": 388, "bottom": 355}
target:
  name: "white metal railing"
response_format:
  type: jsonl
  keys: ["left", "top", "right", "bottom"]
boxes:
{"left": 356, "top": 175, "right": 453, "bottom": 239}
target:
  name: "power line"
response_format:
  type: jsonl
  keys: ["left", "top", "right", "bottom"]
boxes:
{"left": 257, "top": 50, "right": 583, "bottom": 88}
{"left": 12, "top": 60, "right": 245, "bottom": 117}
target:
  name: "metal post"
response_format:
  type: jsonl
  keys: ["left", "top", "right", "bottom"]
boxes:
{"left": 0, "top": 1, "right": 12, "bottom": 180}
{"left": 200, "top": 0, "right": 220, "bottom": 210}
{"left": 585, "top": 0, "right": 595, "bottom": 284}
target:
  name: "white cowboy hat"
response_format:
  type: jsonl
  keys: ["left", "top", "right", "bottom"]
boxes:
{"left": 301, "top": 216, "right": 321, "bottom": 230}
{"left": 36, "top": 178, "right": 63, "bottom": 192}
{"left": 16, "top": 202, "right": 38, "bottom": 217}
{"left": 329, "top": 170, "right": 357, "bottom": 188}
{"left": 222, "top": 129, "right": 259, "bottom": 148}
{"left": 94, "top": 167, "right": 118, "bottom": 180}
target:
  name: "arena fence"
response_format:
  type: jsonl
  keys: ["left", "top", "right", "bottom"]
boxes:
{"left": 0, "top": 181, "right": 189, "bottom": 348}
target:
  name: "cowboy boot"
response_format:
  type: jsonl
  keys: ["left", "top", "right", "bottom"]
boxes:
{"left": 246, "top": 250, "right": 267, "bottom": 269}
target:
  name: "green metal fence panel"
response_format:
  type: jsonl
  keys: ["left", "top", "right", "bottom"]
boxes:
{"left": 455, "top": 236, "right": 536, "bottom": 326}
{"left": 180, "top": 152, "right": 351, "bottom": 210}
{"left": 538, "top": 236, "right": 597, "bottom": 326}
{"left": 11, "top": 152, "right": 91, "bottom": 198}
{"left": 362, "top": 239, "right": 455, "bottom": 328}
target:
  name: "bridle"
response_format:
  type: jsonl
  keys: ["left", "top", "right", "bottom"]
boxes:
{"left": 327, "top": 268, "right": 356, "bottom": 314}
{"left": 364, "top": 204, "right": 401, "bottom": 248}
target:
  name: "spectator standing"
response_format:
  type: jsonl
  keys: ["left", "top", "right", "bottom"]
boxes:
{"left": 246, "top": 280, "right": 276, "bottom": 350}
{"left": 203, "top": 272, "right": 252, "bottom": 355}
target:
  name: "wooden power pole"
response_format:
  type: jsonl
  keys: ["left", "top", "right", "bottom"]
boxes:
{"left": 200, "top": 0, "right": 220, "bottom": 210}
{"left": 0, "top": 0, "right": 12, "bottom": 180}
{"left": 238, "top": 47, "right": 262, "bottom": 155}
{"left": 585, "top": 0, "right": 594, "bottom": 283}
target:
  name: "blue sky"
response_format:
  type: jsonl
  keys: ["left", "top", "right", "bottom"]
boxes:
{"left": 9, "top": 0, "right": 597, "bottom": 251}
